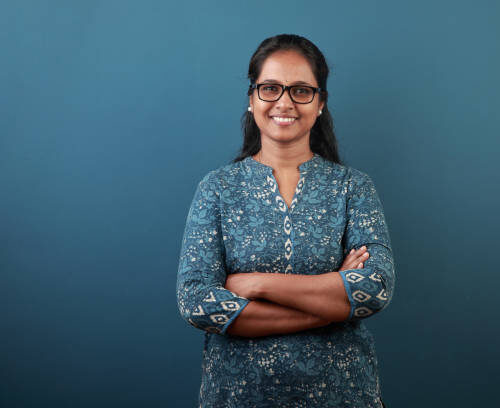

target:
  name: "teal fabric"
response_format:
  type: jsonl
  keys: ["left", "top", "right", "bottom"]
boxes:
{"left": 177, "top": 153, "right": 395, "bottom": 407}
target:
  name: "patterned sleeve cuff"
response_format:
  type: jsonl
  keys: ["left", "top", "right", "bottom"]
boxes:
{"left": 338, "top": 266, "right": 391, "bottom": 320}
{"left": 338, "top": 270, "right": 355, "bottom": 320}
{"left": 220, "top": 298, "right": 251, "bottom": 335}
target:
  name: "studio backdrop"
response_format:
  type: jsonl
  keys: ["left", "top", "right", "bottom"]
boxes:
{"left": 1, "top": 1, "right": 499, "bottom": 407}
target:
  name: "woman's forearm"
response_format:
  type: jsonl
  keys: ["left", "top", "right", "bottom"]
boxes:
{"left": 225, "top": 299, "right": 331, "bottom": 338}
{"left": 251, "top": 272, "right": 351, "bottom": 322}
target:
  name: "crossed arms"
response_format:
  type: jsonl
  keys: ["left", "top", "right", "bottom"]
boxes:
{"left": 223, "top": 252, "right": 364, "bottom": 337}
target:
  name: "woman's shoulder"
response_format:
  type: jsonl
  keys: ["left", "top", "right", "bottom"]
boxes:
{"left": 314, "top": 157, "right": 380, "bottom": 202}
{"left": 315, "top": 155, "right": 372, "bottom": 183}
{"left": 199, "top": 157, "right": 261, "bottom": 184}
{"left": 194, "top": 158, "right": 249, "bottom": 193}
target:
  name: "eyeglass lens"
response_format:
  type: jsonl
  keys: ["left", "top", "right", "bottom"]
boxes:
{"left": 259, "top": 84, "right": 315, "bottom": 103}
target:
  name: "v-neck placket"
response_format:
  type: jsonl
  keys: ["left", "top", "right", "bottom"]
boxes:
{"left": 244, "top": 153, "right": 321, "bottom": 274}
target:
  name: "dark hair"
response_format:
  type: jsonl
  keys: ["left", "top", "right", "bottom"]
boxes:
{"left": 232, "top": 33, "right": 343, "bottom": 165}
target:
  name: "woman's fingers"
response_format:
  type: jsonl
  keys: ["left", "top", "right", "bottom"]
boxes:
{"left": 348, "top": 246, "right": 367, "bottom": 257}
{"left": 340, "top": 247, "right": 369, "bottom": 271}
{"left": 349, "top": 247, "right": 369, "bottom": 262}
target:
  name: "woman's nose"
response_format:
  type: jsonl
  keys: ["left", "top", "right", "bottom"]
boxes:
{"left": 276, "top": 88, "right": 295, "bottom": 109}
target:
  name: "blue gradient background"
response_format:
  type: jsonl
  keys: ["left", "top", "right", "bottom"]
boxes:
{"left": 1, "top": 1, "right": 499, "bottom": 407}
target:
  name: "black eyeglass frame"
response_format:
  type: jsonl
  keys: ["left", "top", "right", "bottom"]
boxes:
{"left": 249, "top": 82, "right": 324, "bottom": 104}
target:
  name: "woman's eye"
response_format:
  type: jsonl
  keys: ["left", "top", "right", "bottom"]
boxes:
{"left": 295, "top": 87, "right": 311, "bottom": 94}
{"left": 263, "top": 85, "right": 279, "bottom": 92}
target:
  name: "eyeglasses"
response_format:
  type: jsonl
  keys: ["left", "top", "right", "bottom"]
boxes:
{"left": 250, "top": 82, "right": 324, "bottom": 104}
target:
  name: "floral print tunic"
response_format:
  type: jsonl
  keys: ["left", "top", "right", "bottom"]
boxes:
{"left": 176, "top": 153, "right": 395, "bottom": 407}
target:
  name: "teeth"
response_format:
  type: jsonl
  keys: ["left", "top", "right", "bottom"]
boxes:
{"left": 272, "top": 117, "right": 296, "bottom": 123}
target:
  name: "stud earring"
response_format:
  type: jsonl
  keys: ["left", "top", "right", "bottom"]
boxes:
{"left": 318, "top": 109, "right": 322, "bottom": 115}
{"left": 248, "top": 106, "right": 252, "bottom": 112}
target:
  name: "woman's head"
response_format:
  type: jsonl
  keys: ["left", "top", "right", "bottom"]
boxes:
{"left": 234, "top": 33, "right": 343, "bottom": 165}
{"left": 248, "top": 50, "right": 325, "bottom": 150}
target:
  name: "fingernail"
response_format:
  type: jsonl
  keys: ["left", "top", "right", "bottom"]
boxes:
{"left": 350, "top": 249, "right": 354, "bottom": 254}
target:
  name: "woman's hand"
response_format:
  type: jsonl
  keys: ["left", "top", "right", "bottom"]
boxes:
{"left": 339, "top": 246, "right": 370, "bottom": 272}
{"left": 225, "top": 272, "right": 261, "bottom": 299}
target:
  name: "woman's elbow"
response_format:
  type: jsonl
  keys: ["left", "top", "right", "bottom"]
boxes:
{"left": 338, "top": 261, "right": 395, "bottom": 321}
{"left": 352, "top": 272, "right": 395, "bottom": 319}
{"left": 179, "top": 307, "right": 222, "bottom": 334}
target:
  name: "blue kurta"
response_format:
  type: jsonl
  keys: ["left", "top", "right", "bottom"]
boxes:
{"left": 177, "top": 153, "right": 395, "bottom": 408}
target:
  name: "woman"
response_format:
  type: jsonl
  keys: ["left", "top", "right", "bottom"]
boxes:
{"left": 177, "top": 34, "right": 395, "bottom": 408}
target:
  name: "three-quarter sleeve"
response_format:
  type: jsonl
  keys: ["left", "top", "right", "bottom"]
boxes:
{"left": 338, "top": 170, "right": 396, "bottom": 320}
{"left": 176, "top": 171, "right": 250, "bottom": 335}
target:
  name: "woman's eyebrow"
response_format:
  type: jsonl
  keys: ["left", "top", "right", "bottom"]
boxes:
{"left": 261, "top": 79, "right": 313, "bottom": 86}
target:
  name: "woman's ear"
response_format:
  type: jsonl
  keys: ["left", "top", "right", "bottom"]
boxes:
{"left": 319, "top": 100, "right": 325, "bottom": 115}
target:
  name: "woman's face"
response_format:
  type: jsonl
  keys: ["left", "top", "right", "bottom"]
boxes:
{"left": 249, "top": 50, "right": 325, "bottom": 147}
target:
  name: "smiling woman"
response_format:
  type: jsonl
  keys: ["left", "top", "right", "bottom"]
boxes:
{"left": 248, "top": 50, "right": 325, "bottom": 148}
{"left": 177, "top": 33, "right": 394, "bottom": 408}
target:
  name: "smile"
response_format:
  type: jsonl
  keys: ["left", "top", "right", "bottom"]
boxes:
{"left": 271, "top": 117, "right": 296, "bottom": 125}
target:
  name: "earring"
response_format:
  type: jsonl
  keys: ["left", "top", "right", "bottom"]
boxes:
{"left": 318, "top": 109, "right": 322, "bottom": 115}
{"left": 248, "top": 106, "right": 252, "bottom": 112}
